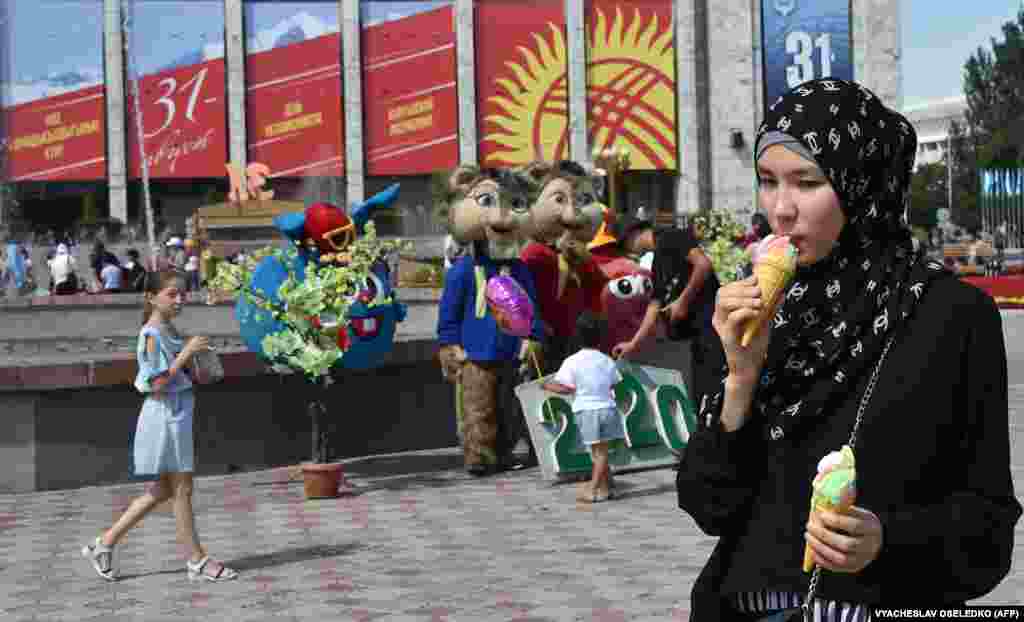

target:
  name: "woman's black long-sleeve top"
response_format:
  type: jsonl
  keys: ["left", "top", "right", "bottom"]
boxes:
{"left": 678, "top": 277, "right": 1021, "bottom": 618}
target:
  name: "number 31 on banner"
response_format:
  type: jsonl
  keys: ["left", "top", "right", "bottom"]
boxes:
{"left": 144, "top": 67, "right": 210, "bottom": 139}
{"left": 785, "top": 31, "right": 832, "bottom": 87}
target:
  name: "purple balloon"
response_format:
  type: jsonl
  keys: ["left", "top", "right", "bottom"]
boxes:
{"left": 485, "top": 275, "right": 534, "bottom": 337}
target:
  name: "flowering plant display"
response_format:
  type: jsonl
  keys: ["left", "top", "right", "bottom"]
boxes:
{"left": 209, "top": 222, "right": 409, "bottom": 381}
{"left": 690, "top": 207, "right": 751, "bottom": 285}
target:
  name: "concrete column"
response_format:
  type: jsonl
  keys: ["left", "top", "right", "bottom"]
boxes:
{"left": 0, "top": 0, "right": 6, "bottom": 229}
{"left": 852, "top": 0, "right": 902, "bottom": 111}
{"left": 225, "top": 0, "right": 247, "bottom": 170}
{"left": 750, "top": 0, "right": 765, "bottom": 133}
{"left": 565, "top": 0, "right": 589, "bottom": 163}
{"left": 104, "top": 0, "right": 128, "bottom": 225}
{"left": 705, "top": 0, "right": 758, "bottom": 218}
{"left": 454, "top": 0, "right": 477, "bottom": 165}
{"left": 675, "top": 0, "right": 711, "bottom": 221}
{"left": 341, "top": 0, "right": 364, "bottom": 205}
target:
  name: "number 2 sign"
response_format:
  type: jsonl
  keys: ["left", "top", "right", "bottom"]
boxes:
{"left": 127, "top": 58, "right": 227, "bottom": 179}
{"left": 761, "top": 0, "right": 852, "bottom": 111}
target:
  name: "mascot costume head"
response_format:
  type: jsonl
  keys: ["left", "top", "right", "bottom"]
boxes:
{"left": 519, "top": 160, "right": 605, "bottom": 259}
{"left": 237, "top": 184, "right": 406, "bottom": 371}
{"left": 446, "top": 166, "right": 535, "bottom": 259}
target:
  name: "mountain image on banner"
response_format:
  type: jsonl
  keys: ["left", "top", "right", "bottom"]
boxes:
{"left": 246, "top": 11, "right": 339, "bottom": 54}
{"left": 156, "top": 39, "right": 226, "bottom": 75}
{"left": 1, "top": 68, "right": 102, "bottom": 107}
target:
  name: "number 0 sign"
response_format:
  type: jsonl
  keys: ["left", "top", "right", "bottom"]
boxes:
{"left": 761, "top": 0, "right": 851, "bottom": 111}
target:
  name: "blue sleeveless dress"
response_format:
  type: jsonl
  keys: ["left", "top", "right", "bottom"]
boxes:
{"left": 131, "top": 325, "right": 194, "bottom": 477}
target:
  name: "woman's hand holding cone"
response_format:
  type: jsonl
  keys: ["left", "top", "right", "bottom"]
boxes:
{"left": 712, "top": 275, "right": 771, "bottom": 385}
{"left": 804, "top": 506, "right": 884, "bottom": 573}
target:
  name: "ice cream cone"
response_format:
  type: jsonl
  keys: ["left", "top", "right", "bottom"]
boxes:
{"left": 741, "top": 255, "right": 794, "bottom": 347}
{"left": 803, "top": 446, "right": 857, "bottom": 573}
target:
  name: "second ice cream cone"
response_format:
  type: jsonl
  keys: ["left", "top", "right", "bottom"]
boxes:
{"left": 803, "top": 500, "right": 855, "bottom": 572}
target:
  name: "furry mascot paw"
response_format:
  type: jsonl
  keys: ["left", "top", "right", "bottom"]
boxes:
{"left": 557, "top": 237, "right": 592, "bottom": 266}
{"left": 518, "top": 338, "right": 544, "bottom": 379}
{"left": 438, "top": 344, "right": 468, "bottom": 382}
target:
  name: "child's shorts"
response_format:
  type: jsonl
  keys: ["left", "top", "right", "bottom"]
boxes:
{"left": 574, "top": 407, "right": 625, "bottom": 447}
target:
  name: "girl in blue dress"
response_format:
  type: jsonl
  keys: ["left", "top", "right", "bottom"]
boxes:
{"left": 82, "top": 269, "right": 238, "bottom": 582}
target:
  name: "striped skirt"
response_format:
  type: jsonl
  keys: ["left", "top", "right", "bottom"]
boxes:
{"left": 733, "top": 591, "right": 871, "bottom": 622}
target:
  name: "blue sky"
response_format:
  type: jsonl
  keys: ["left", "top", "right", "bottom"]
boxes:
{"left": 902, "top": 0, "right": 1021, "bottom": 108}
{"left": 1, "top": 0, "right": 1018, "bottom": 110}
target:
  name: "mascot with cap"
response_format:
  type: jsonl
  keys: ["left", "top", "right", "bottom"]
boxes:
{"left": 436, "top": 166, "right": 544, "bottom": 476}
{"left": 586, "top": 204, "right": 662, "bottom": 355}
{"left": 518, "top": 160, "right": 607, "bottom": 372}
{"left": 237, "top": 184, "right": 406, "bottom": 371}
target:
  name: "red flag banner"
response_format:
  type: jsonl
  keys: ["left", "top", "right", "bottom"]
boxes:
{"left": 362, "top": 5, "right": 458, "bottom": 176}
{"left": 586, "top": 0, "right": 677, "bottom": 170}
{"left": 246, "top": 33, "right": 344, "bottom": 178}
{"left": 2, "top": 85, "right": 106, "bottom": 181}
{"left": 476, "top": 0, "right": 568, "bottom": 167}
{"left": 127, "top": 58, "right": 228, "bottom": 179}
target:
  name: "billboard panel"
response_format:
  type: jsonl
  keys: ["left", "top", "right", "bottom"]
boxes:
{"left": 761, "top": 0, "right": 852, "bottom": 108}
{"left": 477, "top": 0, "right": 568, "bottom": 167}
{"left": 125, "top": 1, "right": 227, "bottom": 179}
{"left": 245, "top": 2, "right": 343, "bottom": 178}
{"left": 0, "top": 2, "right": 106, "bottom": 181}
{"left": 362, "top": 4, "right": 458, "bottom": 175}
{"left": 586, "top": 0, "right": 677, "bottom": 170}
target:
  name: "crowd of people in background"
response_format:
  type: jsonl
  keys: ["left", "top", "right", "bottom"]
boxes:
{"left": 0, "top": 232, "right": 218, "bottom": 298}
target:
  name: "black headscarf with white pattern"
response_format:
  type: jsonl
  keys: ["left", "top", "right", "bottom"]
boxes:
{"left": 700, "top": 79, "right": 953, "bottom": 442}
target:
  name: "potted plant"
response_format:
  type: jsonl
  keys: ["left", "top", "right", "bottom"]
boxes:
{"left": 690, "top": 207, "right": 751, "bottom": 285}
{"left": 209, "top": 222, "right": 408, "bottom": 498}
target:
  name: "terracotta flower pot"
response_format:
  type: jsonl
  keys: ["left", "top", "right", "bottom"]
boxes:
{"left": 301, "top": 462, "right": 349, "bottom": 499}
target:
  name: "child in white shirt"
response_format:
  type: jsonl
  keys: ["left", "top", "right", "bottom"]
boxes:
{"left": 543, "top": 312, "right": 624, "bottom": 503}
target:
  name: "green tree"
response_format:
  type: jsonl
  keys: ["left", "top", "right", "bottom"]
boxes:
{"left": 947, "top": 120, "right": 982, "bottom": 231}
{"left": 908, "top": 162, "right": 945, "bottom": 228}
{"left": 963, "top": 10, "right": 1024, "bottom": 168}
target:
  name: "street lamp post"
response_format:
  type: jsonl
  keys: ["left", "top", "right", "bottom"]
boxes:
{"left": 121, "top": 0, "right": 158, "bottom": 270}
{"left": 946, "top": 130, "right": 953, "bottom": 216}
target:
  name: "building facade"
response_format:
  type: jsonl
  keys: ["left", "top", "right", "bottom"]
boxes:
{"left": 0, "top": 0, "right": 901, "bottom": 240}
{"left": 902, "top": 95, "right": 968, "bottom": 170}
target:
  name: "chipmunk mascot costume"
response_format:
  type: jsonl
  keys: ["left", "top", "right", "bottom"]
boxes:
{"left": 436, "top": 166, "right": 545, "bottom": 476}
{"left": 518, "top": 160, "right": 608, "bottom": 373}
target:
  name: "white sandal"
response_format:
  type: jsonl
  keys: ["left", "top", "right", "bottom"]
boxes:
{"left": 81, "top": 536, "right": 118, "bottom": 581}
{"left": 187, "top": 556, "right": 238, "bottom": 582}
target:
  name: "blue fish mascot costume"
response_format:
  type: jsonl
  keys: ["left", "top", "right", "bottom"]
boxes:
{"left": 236, "top": 184, "right": 406, "bottom": 371}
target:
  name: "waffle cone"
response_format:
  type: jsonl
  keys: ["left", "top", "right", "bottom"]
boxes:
{"left": 802, "top": 498, "right": 855, "bottom": 572}
{"left": 740, "top": 258, "right": 794, "bottom": 347}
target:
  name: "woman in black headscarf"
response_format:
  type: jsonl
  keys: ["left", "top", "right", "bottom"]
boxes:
{"left": 677, "top": 79, "right": 1021, "bottom": 620}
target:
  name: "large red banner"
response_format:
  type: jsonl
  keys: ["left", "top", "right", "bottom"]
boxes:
{"left": 1, "top": 86, "right": 106, "bottom": 181}
{"left": 247, "top": 34, "right": 344, "bottom": 178}
{"left": 127, "top": 59, "right": 227, "bottom": 178}
{"left": 586, "top": 0, "right": 677, "bottom": 170}
{"left": 362, "top": 6, "right": 458, "bottom": 176}
{"left": 476, "top": 1, "right": 568, "bottom": 167}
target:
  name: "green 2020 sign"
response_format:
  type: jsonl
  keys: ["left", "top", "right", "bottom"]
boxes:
{"left": 528, "top": 366, "right": 698, "bottom": 477}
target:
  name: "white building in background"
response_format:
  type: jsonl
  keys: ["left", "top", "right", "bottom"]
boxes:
{"left": 902, "top": 96, "right": 969, "bottom": 169}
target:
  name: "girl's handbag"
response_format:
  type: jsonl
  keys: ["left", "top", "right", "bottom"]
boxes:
{"left": 191, "top": 348, "right": 224, "bottom": 384}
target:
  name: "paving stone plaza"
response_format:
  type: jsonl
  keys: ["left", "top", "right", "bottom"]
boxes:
{"left": 1, "top": 315, "right": 1023, "bottom": 621}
